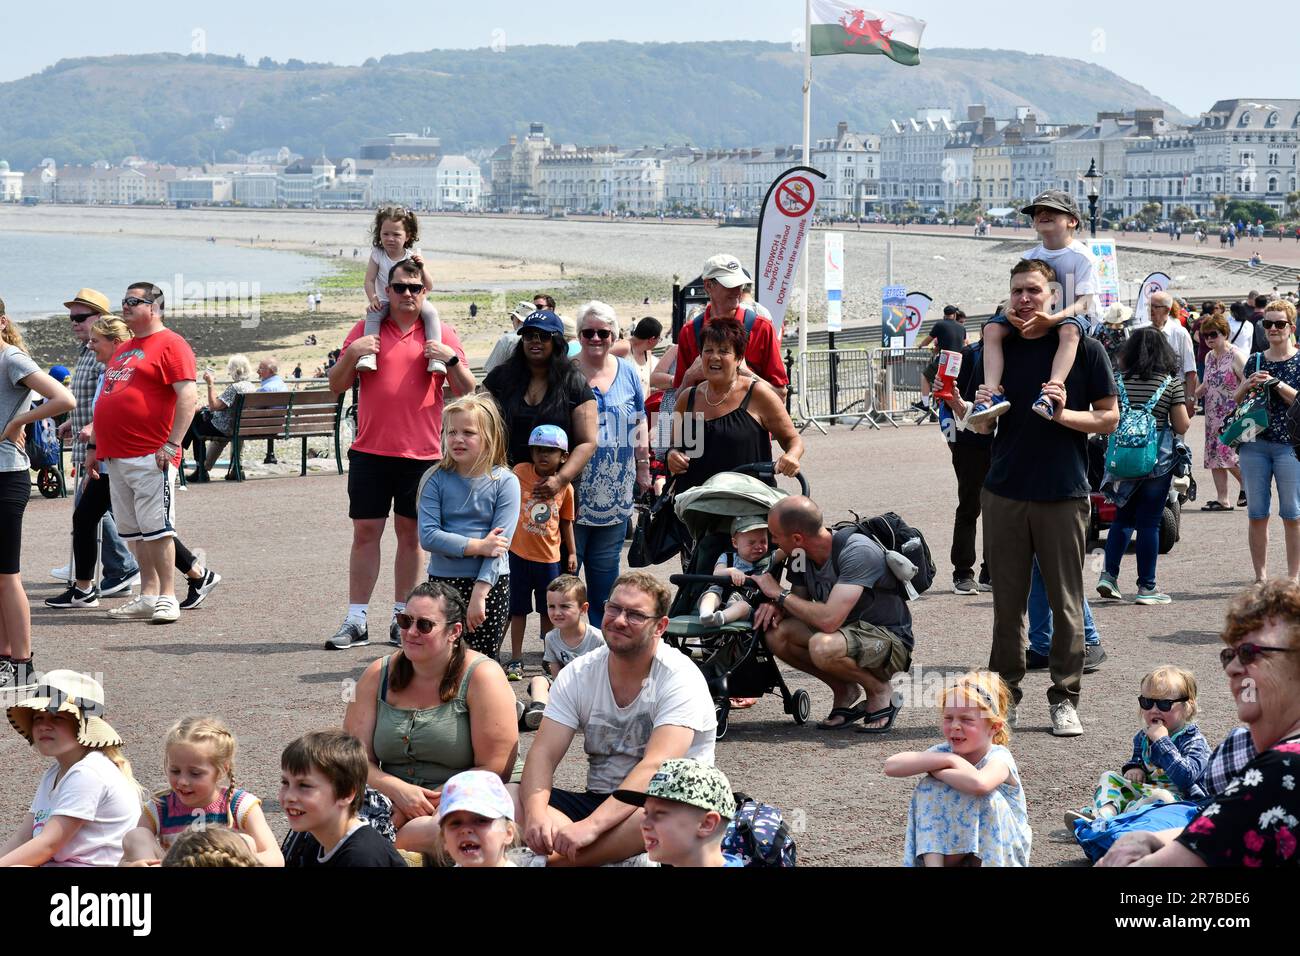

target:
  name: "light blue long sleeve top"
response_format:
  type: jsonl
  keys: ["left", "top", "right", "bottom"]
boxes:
{"left": 418, "top": 466, "right": 521, "bottom": 585}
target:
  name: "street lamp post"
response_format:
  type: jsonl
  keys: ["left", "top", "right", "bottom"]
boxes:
{"left": 1085, "top": 158, "right": 1101, "bottom": 239}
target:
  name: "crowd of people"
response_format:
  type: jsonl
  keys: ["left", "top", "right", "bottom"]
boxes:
{"left": 2, "top": 193, "right": 1299, "bottom": 869}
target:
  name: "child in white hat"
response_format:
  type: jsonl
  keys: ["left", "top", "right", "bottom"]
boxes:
{"left": 438, "top": 769, "right": 518, "bottom": 868}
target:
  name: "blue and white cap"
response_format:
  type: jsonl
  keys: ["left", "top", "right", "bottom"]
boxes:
{"left": 528, "top": 424, "right": 569, "bottom": 452}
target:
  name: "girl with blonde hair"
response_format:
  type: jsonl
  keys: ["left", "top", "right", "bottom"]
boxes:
{"left": 885, "top": 670, "right": 1032, "bottom": 866}
{"left": 417, "top": 394, "right": 521, "bottom": 659}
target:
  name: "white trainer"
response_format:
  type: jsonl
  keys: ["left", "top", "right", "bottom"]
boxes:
{"left": 109, "top": 595, "right": 157, "bottom": 620}
{"left": 1050, "top": 701, "right": 1083, "bottom": 737}
{"left": 50, "top": 564, "right": 71, "bottom": 583}
{"left": 151, "top": 596, "right": 181, "bottom": 624}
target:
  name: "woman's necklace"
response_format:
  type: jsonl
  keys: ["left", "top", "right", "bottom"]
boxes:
{"left": 702, "top": 378, "right": 736, "bottom": 408}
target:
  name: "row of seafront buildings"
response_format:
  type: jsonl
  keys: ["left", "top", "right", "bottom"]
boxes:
{"left": 1, "top": 99, "right": 1296, "bottom": 220}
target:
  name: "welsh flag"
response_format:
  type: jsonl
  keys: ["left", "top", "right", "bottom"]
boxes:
{"left": 809, "top": 2, "right": 926, "bottom": 66}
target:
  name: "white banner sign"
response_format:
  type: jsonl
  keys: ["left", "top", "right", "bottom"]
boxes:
{"left": 755, "top": 166, "right": 828, "bottom": 338}
{"left": 1133, "top": 272, "right": 1171, "bottom": 327}
{"left": 825, "top": 233, "right": 844, "bottom": 332}
{"left": 903, "top": 291, "right": 932, "bottom": 348}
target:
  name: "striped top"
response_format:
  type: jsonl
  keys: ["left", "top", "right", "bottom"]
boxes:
{"left": 145, "top": 787, "right": 259, "bottom": 849}
{"left": 1117, "top": 373, "right": 1185, "bottom": 429}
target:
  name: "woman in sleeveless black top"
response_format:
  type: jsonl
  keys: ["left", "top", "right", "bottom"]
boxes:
{"left": 666, "top": 319, "right": 803, "bottom": 493}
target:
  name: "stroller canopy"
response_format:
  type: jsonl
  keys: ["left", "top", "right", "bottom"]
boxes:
{"left": 673, "top": 471, "right": 788, "bottom": 542}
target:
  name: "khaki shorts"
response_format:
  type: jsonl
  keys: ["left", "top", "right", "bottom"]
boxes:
{"left": 106, "top": 455, "right": 176, "bottom": 541}
{"left": 840, "top": 621, "right": 911, "bottom": 683}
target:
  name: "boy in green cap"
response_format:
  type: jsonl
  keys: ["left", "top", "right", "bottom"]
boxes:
{"left": 615, "top": 758, "right": 740, "bottom": 867}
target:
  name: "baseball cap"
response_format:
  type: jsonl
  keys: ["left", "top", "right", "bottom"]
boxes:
{"left": 614, "top": 758, "right": 736, "bottom": 819}
{"left": 1021, "top": 189, "right": 1081, "bottom": 221}
{"left": 731, "top": 515, "right": 767, "bottom": 535}
{"left": 528, "top": 424, "right": 569, "bottom": 451}
{"left": 701, "top": 254, "right": 749, "bottom": 289}
{"left": 631, "top": 317, "right": 663, "bottom": 340}
{"left": 942, "top": 305, "right": 959, "bottom": 316}
{"left": 62, "top": 288, "right": 112, "bottom": 316}
{"left": 437, "top": 770, "right": 515, "bottom": 823}
{"left": 517, "top": 310, "right": 564, "bottom": 337}
{"left": 49, "top": 365, "right": 71, "bottom": 385}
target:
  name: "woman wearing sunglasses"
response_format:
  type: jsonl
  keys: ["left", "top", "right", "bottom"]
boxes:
{"left": 1231, "top": 300, "right": 1300, "bottom": 582}
{"left": 572, "top": 301, "right": 649, "bottom": 621}
{"left": 344, "top": 580, "right": 522, "bottom": 856}
{"left": 1099, "top": 579, "right": 1300, "bottom": 866}
{"left": 1195, "top": 313, "right": 1246, "bottom": 511}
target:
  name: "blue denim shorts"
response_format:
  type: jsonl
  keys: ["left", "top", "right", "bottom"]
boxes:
{"left": 1238, "top": 440, "right": 1300, "bottom": 520}
{"left": 508, "top": 552, "right": 562, "bottom": 616}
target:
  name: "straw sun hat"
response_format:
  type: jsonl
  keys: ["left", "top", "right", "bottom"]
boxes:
{"left": 7, "top": 670, "right": 122, "bottom": 749}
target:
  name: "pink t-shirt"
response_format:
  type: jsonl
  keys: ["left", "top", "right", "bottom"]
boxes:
{"left": 341, "top": 317, "right": 466, "bottom": 459}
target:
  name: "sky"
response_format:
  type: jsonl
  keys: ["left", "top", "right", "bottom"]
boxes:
{"left": 0, "top": 0, "right": 1294, "bottom": 116}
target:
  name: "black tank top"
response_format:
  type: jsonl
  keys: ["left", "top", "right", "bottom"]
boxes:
{"left": 677, "top": 380, "right": 774, "bottom": 493}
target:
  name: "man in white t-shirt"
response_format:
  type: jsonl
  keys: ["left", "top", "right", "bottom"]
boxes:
{"left": 521, "top": 571, "right": 716, "bottom": 866}
{"left": 1147, "top": 291, "right": 1198, "bottom": 417}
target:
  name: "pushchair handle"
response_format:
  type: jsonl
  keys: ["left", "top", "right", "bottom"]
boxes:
{"left": 670, "top": 574, "right": 758, "bottom": 586}
{"left": 730, "top": 461, "right": 809, "bottom": 497}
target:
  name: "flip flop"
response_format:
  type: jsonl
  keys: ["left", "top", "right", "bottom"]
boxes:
{"left": 1200, "top": 501, "right": 1233, "bottom": 511}
{"left": 857, "top": 692, "right": 905, "bottom": 734}
{"left": 816, "top": 700, "right": 869, "bottom": 730}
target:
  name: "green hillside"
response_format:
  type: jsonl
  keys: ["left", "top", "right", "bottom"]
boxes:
{"left": 0, "top": 42, "right": 1187, "bottom": 167}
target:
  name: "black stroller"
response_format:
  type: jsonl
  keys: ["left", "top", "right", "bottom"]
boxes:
{"left": 664, "top": 462, "right": 811, "bottom": 738}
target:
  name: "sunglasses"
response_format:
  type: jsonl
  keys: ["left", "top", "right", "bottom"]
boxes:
{"left": 520, "top": 329, "right": 552, "bottom": 343}
{"left": 390, "top": 283, "right": 424, "bottom": 296}
{"left": 603, "top": 601, "right": 654, "bottom": 627}
{"left": 580, "top": 328, "right": 613, "bottom": 341}
{"left": 1138, "top": 695, "right": 1188, "bottom": 712}
{"left": 69, "top": 313, "right": 97, "bottom": 323}
{"left": 1202, "top": 331, "right": 1221, "bottom": 339}
{"left": 395, "top": 613, "right": 443, "bottom": 635}
{"left": 1219, "top": 642, "right": 1300, "bottom": 669}
{"left": 122, "top": 296, "right": 154, "bottom": 308}
{"left": 1262, "top": 319, "right": 1292, "bottom": 330}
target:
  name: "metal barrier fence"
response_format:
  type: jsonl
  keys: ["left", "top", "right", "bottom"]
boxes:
{"left": 795, "top": 347, "right": 936, "bottom": 430}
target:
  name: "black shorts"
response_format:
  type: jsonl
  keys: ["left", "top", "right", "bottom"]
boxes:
{"left": 548, "top": 788, "right": 612, "bottom": 823}
{"left": 0, "top": 471, "right": 31, "bottom": 575}
{"left": 508, "top": 552, "right": 561, "bottom": 616}
{"left": 347, "top": 450, "right": 437, "bottom": 520}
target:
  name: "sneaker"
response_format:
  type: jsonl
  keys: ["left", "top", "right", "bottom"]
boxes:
{"left": 429, "top": 359, "right": 448, "bottom": 375}
{"left": 1006, "top": 704, "right": 1017, "bottom": 729}
{"left": 179, "top": 570, "right": 221, "bottom": 610}
{"left": 505, "top": 660, "right": 524, "bottom": 682}
{"left": 515, "top": 697, "right": 526, "bottom": 724}
{"left": 356, "top": 353, "right": 378, "bottom": 372}
{"left": 976, "top": 574, "right": 992, "bottom": 593}
{"left": 1064, "top": 809, "right": 1094, "bottom": 829}
{"left": 325, "top": 619, "right": 369, "bottom": 650}
{"left": 1025, "top": 648, "right": 1050, "bottom": 670}
{"left": 1134, "top": 587, "right": 1172, "bottom": 606}
{"left": 109, "top": 595, "right": 157, "bottom": 620}
{"left": 388, "top": 616, "right": 402, "bottom": 646}
{"left": 50, "top": 564, "right": 71, "bottom": 583}
{"left": 1050, "top": 701, "right": 1084, "bottom": 737}
{"left": 98, "top": 571, "right": 140, "bottom": 597}
{"left": 1096, "top": 572, "right": 1122, "bottom": 600}
{"left": 523, "top": 701, "right": 546, "bottom": 731}
{"left": 151, "top": 596, "right": 181, "bottom": 624}
{"left": 186, "top": 470, "right": 211, "bottom": 484}
{"left": 1083, "top": 645, "right": 1108, "bottom": 673}
{"left": 1030, "top": 390, "right": 1056, "bottom": 420}
{"left": 0, "top": 659, "right": 15, "bottom": 688}
{"left": 45, "top": 585, "right": 100, "bottom": 609}
{"left": 953, "top": 577, "right": 979, "bottom": 595}
{"left": 967, "top": 394, "right": 1010, "bottom": 427}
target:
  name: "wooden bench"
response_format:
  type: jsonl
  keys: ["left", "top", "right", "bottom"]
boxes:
{"left": 225, "top": 390, "right": 345, "bottom": 481}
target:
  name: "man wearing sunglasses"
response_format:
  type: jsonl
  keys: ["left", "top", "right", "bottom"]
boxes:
{"left": 1143, "top": 291, "right": 1198, "bottom": 419}
{"left": 521, "top": 571, "right": 716, "bottom": 866}
{"left": 48, "top": 289, "right": 140, "bottom": 599}
{"left": 327, "top": 258, "right": 475, "bottom": 650}
{"left": 92, "top": 283, "right": 198, "bottom": 624}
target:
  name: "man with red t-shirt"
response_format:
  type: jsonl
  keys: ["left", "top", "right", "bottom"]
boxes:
{"left": 326, "top": 258, "right": 476, "bottom": 649}
{"left": 673, "top": 254, "right": 788, "bottom": 401}
{"left": 93, "top": 282, "right": 198, "bottom": 624}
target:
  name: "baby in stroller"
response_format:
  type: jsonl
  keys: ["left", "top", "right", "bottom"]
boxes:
{"left": 696, "top": 515, "right": 771, "bottom": 629}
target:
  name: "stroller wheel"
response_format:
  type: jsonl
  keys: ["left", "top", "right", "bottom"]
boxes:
{"left": 789, "top": 689, "right": 811, "bottom": 725}
{"left": 37, "top": 467, "right": 63, "bottom": 499}
{"left": 715, "top": 703, "right": 729, "bottom": 740}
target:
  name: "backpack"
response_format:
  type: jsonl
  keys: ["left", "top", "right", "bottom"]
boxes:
{"left": 24, "top": 414, "right": 61, "bottom": 469}
{"left": 691, "top": 308, "right": 758, "bottom": 355}
{"left": 1104, "top": 375, "right": 1170, "bottom": 479}
{"left": 831, "top": 512, "right": 936, "bottom": 599}
{"left": 721, "top": 795, "right": 796, "bottom": 867}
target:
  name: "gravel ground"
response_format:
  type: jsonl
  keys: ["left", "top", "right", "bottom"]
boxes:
{"left": 1, "top": 418, "right": 1258, "bottom": 866}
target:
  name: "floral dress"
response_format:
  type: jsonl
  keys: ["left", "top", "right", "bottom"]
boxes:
{"left": 903, "top": 743, "right": 1032, "bottom": 867}
{"left": 577, "top": 358, "right": 645, "bottom": 527}
{"left": 1202, "top": 348, "right": 1242, "bottom": 469}
{"left": 1176, "top": 736, "right": 1300, "bottom": 866}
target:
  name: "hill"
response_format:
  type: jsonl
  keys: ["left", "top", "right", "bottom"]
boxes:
{"left": 0, "top": 42, "right": 1187, "bottom": 167}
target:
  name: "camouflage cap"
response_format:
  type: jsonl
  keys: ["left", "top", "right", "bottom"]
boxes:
{"left": 614, "top": 758, "right": 736, "bottom": 818}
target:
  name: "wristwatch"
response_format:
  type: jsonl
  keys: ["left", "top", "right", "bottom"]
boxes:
{"left": 776, "top": 588, "right": 791, "bottom": 609}
{"left": 445, "top": 354, "right": 460, "bottom": 367}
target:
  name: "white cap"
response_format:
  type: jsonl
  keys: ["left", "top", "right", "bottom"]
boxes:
{"left": 437, "top": 770, "right": 515, "bottom": 823}
{"left": 701, "top": 254, "right": 749, "bottom": 289}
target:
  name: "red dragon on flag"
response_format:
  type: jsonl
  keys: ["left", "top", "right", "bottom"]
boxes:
{"left": 839, "top": 9, "right": 893, "bottom": 53}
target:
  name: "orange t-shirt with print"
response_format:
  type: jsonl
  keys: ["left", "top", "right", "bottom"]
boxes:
{"left": 510, "top": 462, "right": 574, "bottom": 563}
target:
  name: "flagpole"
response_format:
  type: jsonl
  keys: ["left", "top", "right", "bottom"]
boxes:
{"left": 799, "top": 0, "right": 812, "bottom": 366}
